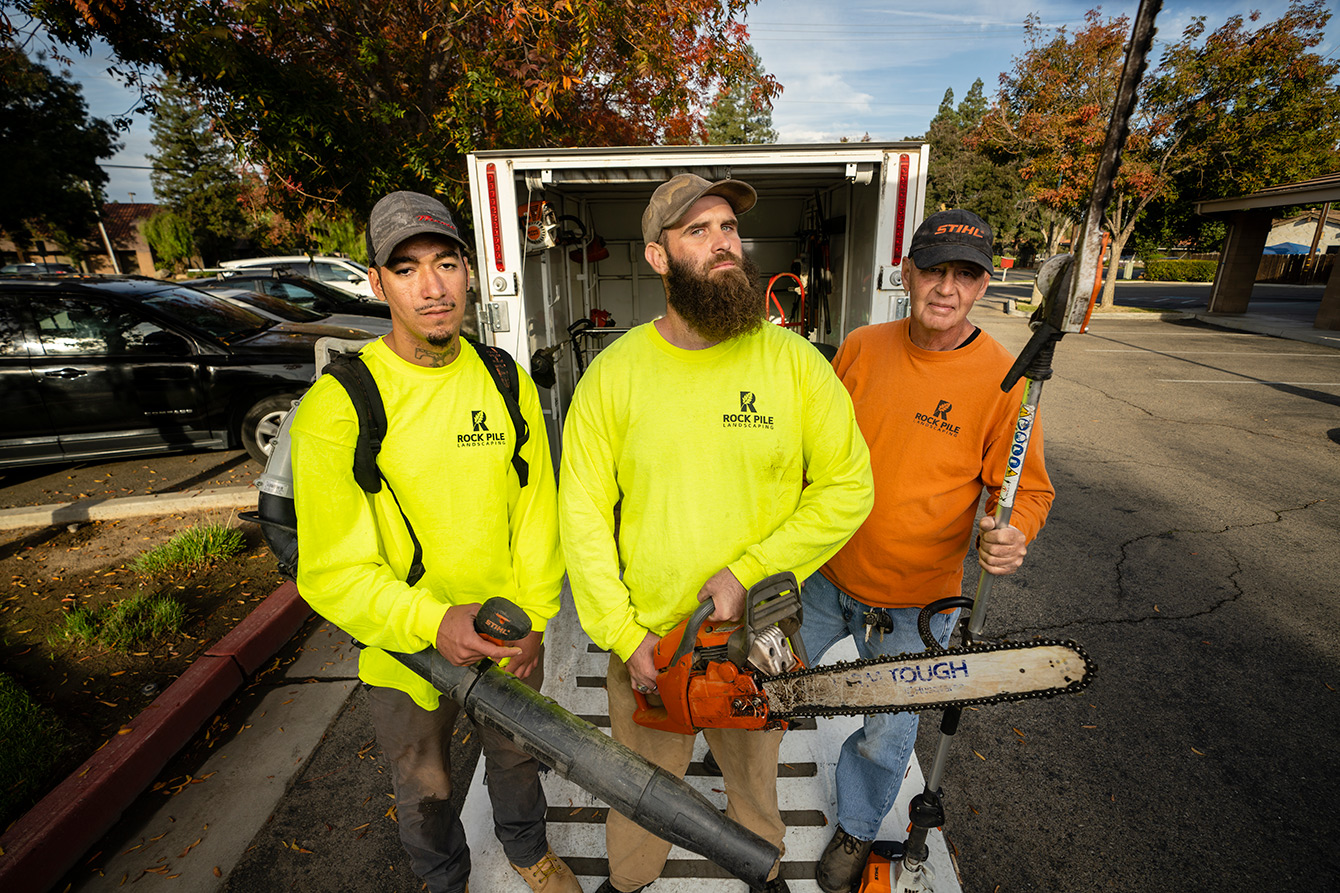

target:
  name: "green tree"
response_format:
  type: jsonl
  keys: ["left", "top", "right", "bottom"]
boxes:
{"left": 972, "top": 10, "right": 1164, "bottom": 306}
{"left": 312, "top": 212, "right": 367, "bottom": 264}
{"left": 149, "top": 75, "right": 244, "bottom": 266}
{"left": 141, "top": 210, "right": 197, "bottom": 274}
{"left": 974, "top": 2, "right": 1340, "bottom": 304}
{"left": 704, "top": 46, "right": 777, "bottom": 144}
{"left": 1140, "top": 0, "right": 1340, "bottom": 235}
{"left": 28, "top": 0, "right": 778, "bottom": 221}
{"left": 923, "top": 79, "right": 1029, "bottom": 259}
{"left": 0, "top": 44, "right": 118, "bottom": 250}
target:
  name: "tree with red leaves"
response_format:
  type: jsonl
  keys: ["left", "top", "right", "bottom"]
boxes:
{"left": 24, "top": 0, "right": 777, "bottom": 222}
{"left": 971, "top": 9, "right": 1161, "bottom": 308}
{"left": 970, "top": 2, "right": 1340, "bottom": 308}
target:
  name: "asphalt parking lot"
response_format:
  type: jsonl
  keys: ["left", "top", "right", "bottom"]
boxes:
{"left": 935, "top": 307, "right": 1340, "bottom": 892}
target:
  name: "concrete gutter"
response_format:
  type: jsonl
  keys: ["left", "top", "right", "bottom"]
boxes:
{"left": 0, "top": 581, "right": 312, "bottom": 892}
{"left": 0, "top": 486, "right": 258, "bottom": 531}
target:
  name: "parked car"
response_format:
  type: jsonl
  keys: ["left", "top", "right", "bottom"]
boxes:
{"left": 0, "top": 277, "right": 373, "bottom": 467}
{"left": 2, "top": 262, "right": 78, "bottom": 276}
{"left": 194, "top": 284, "right": 393, "bottom": 336}
{"left": 196, "top": 270, "right": 391, "bottom": 320}
{"left": 220, "top": 255, "right": 373, "bottom": 298}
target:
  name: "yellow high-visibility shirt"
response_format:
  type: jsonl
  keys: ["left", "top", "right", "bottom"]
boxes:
{"left": 560, "top": 321, "right": 873, "bottom": 661}
{"left": 292, "top": 338, "right": 563, "bottom": 709}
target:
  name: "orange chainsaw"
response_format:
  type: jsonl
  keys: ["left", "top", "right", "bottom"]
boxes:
{"left": 632, "top": 572, "right": 1095, "bottom": 735}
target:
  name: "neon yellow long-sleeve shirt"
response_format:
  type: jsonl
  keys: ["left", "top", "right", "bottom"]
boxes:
{"left": 291, "top": 338, "right": 563, "bottom": 709}
{"left": 559, "top": 321, "right": 873, "bottom": 661}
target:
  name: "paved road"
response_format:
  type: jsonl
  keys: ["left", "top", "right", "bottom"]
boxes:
{"left": 0, "top": 449, "right": 261, "bottom": 508}
{"left": 24, "top": 300, "right": 1340, "bottom": 893}
{"left": 990, "top": 271, "right": 1329, "bottom": 326}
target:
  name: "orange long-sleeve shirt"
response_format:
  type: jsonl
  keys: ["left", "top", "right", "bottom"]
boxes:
{"left": 820, "top": 318, "right": 1054, "bottom": 609}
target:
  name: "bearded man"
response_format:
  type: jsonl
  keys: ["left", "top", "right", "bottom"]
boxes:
{"left": 558, "top": 174, "right": 874, "bottom": 893}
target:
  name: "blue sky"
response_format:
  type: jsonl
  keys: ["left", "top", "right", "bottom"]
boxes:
{"left": 27, "top": 0, "right": 1340, "bottom": 204}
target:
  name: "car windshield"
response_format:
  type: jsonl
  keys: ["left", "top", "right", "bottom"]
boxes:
{"left": 140, "top": 288, "right": 273, "bottom": 342}
{"left": 219, "top": 289, "right": 327, "bottom": 323}
{"left": 265, "top": 279, "right": 355, "bottom": 307}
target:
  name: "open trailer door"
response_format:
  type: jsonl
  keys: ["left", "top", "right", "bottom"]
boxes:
{"left": 465, "top": 143, "right": 928, "bottom": 452}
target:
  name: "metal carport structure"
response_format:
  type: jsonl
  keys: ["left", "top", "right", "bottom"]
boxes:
{"left": 1197, "top": 172, "right": 1340, "bottom": 330}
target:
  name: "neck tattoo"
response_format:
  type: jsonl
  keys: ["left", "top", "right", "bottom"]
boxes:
{"left": 414, "top": 340, "right": 458, "bottom": 367}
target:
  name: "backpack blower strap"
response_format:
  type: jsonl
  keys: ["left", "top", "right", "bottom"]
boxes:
{"left": 323, "top": 352, "right": 426, "bottom": 587}
{"left": 325, "top": 354, "right": 387, "bottom": 494}
{"left": 474, "top": 343, "right": 530, "bottom": 488}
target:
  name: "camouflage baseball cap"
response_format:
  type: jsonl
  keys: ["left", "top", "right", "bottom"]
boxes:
{"left": 365, "top": 191, "right": 468, "bottom": 266}
{"left": 641, "top": 174, "right": 757, "bottom": 245}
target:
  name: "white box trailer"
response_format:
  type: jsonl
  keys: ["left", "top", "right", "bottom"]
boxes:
{"left": 464, "top": 143, "right": 929, "bottom": 452}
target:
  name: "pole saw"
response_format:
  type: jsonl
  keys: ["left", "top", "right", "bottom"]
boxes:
{"left": 895, "top": 3, "right": 1164, "bottom": 891}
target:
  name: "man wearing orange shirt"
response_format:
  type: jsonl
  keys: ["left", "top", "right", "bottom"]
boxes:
{"left": 801, "top": 209, "right": 1055, "bottom": 893}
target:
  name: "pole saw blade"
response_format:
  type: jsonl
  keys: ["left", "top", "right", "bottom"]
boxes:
{"left": 761, "top": 640, "right": 1094, "bottom": 720}
{"left": 1002, "top": 0, "right": 1164, "bottom": 392}
{"left": 1060, "top": 0, "right": 1163, "bottom": 334}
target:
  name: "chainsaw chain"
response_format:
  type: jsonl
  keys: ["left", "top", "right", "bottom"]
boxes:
{"left": 761, "top": 638, "right": 1097, "bottom": 720}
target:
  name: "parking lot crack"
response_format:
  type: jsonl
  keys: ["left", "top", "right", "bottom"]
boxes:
{"left": 1008, "top": 499, "right": 1324, "bottom": 638}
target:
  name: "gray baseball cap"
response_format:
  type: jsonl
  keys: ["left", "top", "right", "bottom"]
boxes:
{"left": 365, "top": 191, "right": 468, "bottom": 266}
{"left": 641, "top": 174, "right": 757, "bottom": 245}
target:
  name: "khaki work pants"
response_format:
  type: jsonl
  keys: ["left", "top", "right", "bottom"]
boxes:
{"left": 604, "top": 652, "right": 785, "bottom": 892}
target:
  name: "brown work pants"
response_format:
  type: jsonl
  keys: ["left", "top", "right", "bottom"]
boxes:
{"left": 604, "top": 653, "right": 785, "bottom": 892}
{"left": 367, "top": 650, "right": 550, "bottom": 893}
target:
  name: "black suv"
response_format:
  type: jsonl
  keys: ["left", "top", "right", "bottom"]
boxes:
{"left": 0, "top": 277, "right": 373, "bottom": 467}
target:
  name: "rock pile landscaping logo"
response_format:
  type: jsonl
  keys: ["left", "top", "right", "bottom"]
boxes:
{"left": 723, "top": 390, "right": 774, "bottom": 429}
{"left": 914, "top": 399, "right": 960, "bottom": 437}
{"left": 459, "top": 410, "right": 507, "bottom": 446}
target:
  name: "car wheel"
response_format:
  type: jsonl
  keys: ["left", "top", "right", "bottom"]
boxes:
{"left": 240, "top": 395, "right": 296, "bottom": 464}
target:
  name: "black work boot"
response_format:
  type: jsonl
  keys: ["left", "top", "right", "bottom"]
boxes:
{"left": 750, "top": 877, "right": 791, "bottom": 892}
{"left": 816, "top": 824, "right": 874, "bottom": 893}
{"left": 593, "top": 880, "right": 647, "bottom": 893}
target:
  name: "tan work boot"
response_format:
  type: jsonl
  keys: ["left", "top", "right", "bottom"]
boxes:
{"left": 510, "top": 847, "right": 581, "bottom": 893}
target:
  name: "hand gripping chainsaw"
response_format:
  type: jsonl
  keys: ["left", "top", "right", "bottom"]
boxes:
{"left": 633, "top": 572, "right": 1094, "bottom": 735}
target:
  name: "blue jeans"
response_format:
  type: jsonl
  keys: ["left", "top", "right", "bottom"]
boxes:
{"left": 799, "top": 571, "right": 958, "bottom": 841}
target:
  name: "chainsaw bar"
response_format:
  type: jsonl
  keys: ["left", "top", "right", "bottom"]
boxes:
{"left": 760, "top": 639, "right": 1095, "bottom": 720}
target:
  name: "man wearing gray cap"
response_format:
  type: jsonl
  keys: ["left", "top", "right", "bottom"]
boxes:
{"left": 289, "top": 191, "right": 579, "bottom": 893}
{"left": 799, "top": 209, "right": 1054, "bottom": 892}
{"left": 558, "top": 173, "right": 874, "bottom": 893}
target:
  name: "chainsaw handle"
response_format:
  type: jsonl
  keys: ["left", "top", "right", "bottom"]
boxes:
{"left": 668, "top": 599, "right": 717, "bottom": 669}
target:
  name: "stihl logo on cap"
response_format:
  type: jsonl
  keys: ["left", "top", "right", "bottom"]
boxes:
{"left": 416, "top": 213, "right": 453, "bottom": 228}
{"left": 935, "top": 224, "right": 984, "bottom": 238}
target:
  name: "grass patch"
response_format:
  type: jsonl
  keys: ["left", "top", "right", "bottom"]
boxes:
{"left": 50, "top": 592, "right": 186, "bottom": 651}
{"left": 0, "top": 671, "right": 74, "bottom": 827}
{"left": 131, "top": 522, "right": 245, "bottom": 575}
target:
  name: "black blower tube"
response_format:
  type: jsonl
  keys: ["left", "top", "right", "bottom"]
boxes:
{"left": 389, "top": 647, "right": 779, "bottom": 888}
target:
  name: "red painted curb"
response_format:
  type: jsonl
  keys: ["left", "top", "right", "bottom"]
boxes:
{"left": 209, "top": 580, "right": 310, "bottom": 674}
{"left": 0, "top": 582, "right": 313, "bottom": 892}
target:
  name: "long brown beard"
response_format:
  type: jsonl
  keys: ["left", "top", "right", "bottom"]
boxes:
{"left": 664, "top": 249, "right": 765, "bottom": 343}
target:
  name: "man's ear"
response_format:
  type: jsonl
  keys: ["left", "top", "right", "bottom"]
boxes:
{"left": 645, "top": 240, "right": 669, "bottom": 276}
{"left": 369, "top": 267, "right": 387, "bottom": 303}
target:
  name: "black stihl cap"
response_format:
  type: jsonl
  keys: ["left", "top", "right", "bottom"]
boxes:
{"left": 909, "top": 209, "right": 994, "bottom": 272}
